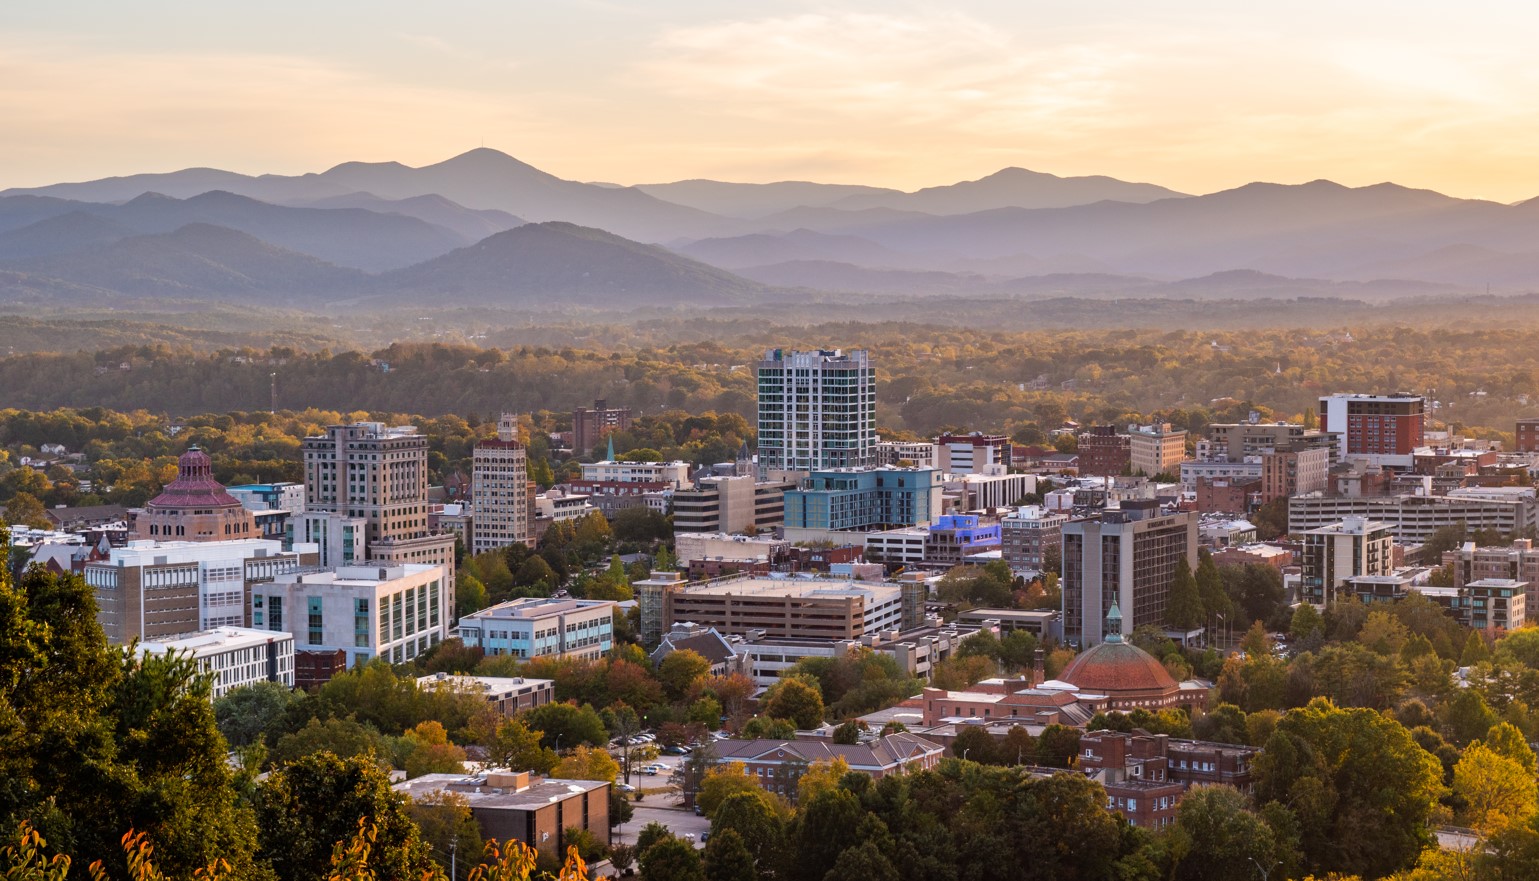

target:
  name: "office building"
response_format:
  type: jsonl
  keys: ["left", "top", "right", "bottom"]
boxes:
{"left": 635, "top": 572, "right": 924, "bottom": 643}
{"left": 578, "top": 459, "right": 690, "bottom": 488}
{"left": 287, "top": 511, "right": 368, "bottom": 569}
{"left": 945, "top": 467, "right": 1037, "bottom": 513}
{"left": 572, "top": 399, "right": 632, "bottom": 456}
{"left": 135, "top": 447, "right": 258, "bottom": 542}
{"left": 672, "top": 475, "right": 792, "bottom": 534}
{"left": 1203, "top": 422, "right": 1335, "bottom": 463}
{"left": 302, "top": 422, "right": 458, "bottom": 614}
{"left": 936, "top": 433, "right": 1012, "bottom": 474}
{"left": 1318, "top": 394, "right": 1426, "bottom": 469}
{"left": 1518, "top": 418, "right": 1539, "bottom": 454}
{"left": 456, "top": 597, "right": 616, "bottom": 661}
{"left": 1078, "top": 425, "right": 1131, "bottom": 477}
{"left": 137, "top": 627, "right": 295, "bottom": 699}
{"left": 85, "top": 538, "right": 315, "bottom": 644}
{"left": 471, "top": 413, "right": 533, "bottom": 553}
{"left": 1299, "top": 517, "right": 1394, "bottom": 606}
{"left": 416, "top": 672, "right": 555, "bottom": 716}
{"left": 781, "top": 467, "right": 942, "bottom": 536}
{"left": 1061, "top": 502, "right": 1199, "bottom": 647}
{"left": 396, "top": 771, "right": 609, "bottom": 857}
{"left": 1000, "top": 506, "right": 1068, "bottom": 572}
{"left": 252, "top": 563, "right": 449, "bottom": 670}
{"left": 226, "top": 482, "right": 305, "bottom": 515}
{"left": 874, "top": 441, "right": 938, "bottom": 469}
{"left": 1127, "top": 424, "right": 1188, "bottom": 477}
{"left": 756, "top": 348, "right": 875, "bottom": 476}
{"left": 1288, "top": 488, "right": 1539, "bottom": 542}
{"left": 1260, "top": 447, "right": 1331, "bottom": 502}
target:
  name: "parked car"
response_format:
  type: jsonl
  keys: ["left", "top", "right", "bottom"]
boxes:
{"left": 662, "top": 745, "right": 690, "bottom": 756}
{"left": 618, "top": 783, "right": 636, "bottom": 793}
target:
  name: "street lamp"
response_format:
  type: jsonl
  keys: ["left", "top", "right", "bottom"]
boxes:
{"left": 1249, "top": 857, "right": 1280, "bottom": 881}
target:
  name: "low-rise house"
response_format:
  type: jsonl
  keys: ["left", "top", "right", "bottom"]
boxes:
{"left": 700, "top": 734, "right": 944, "bottom": 804}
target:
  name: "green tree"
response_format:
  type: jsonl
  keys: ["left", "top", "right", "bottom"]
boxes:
{"left": 1166, "top": 558, "right": 1204, "bottom": 630}
{"left": 256, "top": 752, "right": 433, "bottom": 881}
{"left": 270, "top": 715, "right": 386, "bottom": 767}
{"left": 762, "top": 675, "right": 825, "bottom": 730}
{"left": 552, "top": 745, "right": 620, "bottom": 784}
{"left": 1253, "top": 698, "right": 1445, "bottom": 878}
{"left": 1445, "top": 689, "right": 1500, "bottom": 746}
{"left": 480, "top": 716, "right": 559, "bottom": 774}
{"left": 401, "top": 720, "right": 468, "bottom": 779}
{"left": 697, "top": 763, "right": 764, "bottom": 817}
{"left": 1196, "top": 550, "right": 1230, "bottom": 619}
{"left": 406, "top": 791, "right": 483, "bottom": 879}
{"left": 711, "top": 791, "right": 787, "bottom": 871}
{"left": 1168, "top": 785, "right": 1290, "bottom": 881}
{"left": 214, "top": 679, "right": 300, "bottom": 748}
{"left": 641, "top": 836, "right": 705, "bottom": 881}
{"left": 704, "top": 827, "right": 757, "bottom": 881}
{"left": 523, "top": 702, "right": 609, "bottom": 750}
{"left": 1464, "top": 631, "right": 1494, "bottom": 666}
{"left": 823, "top": 840, "right": 898, "bottom": 881}
{"left": 2, "top": 491, "right": 49, "bottom": 528}
{"left": 658, "top": 649, "right": 712, "bottom": 702}
{"left": 1485, "top": 721, "right": 1539, "bottom": 774}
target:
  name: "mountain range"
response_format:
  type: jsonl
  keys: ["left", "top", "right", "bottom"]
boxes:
{"left": 5, "top": 148, "right": 1539, "bottom": 309}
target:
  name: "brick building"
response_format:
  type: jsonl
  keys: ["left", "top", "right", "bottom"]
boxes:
{"left": 1077, "top": 425, "right": 1131, "bottom": 477}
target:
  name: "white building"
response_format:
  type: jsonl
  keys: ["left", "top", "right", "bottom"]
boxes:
{"left": 875, "top": 441, "right": 938, "bottom": 469}
{"left": 84, "top": 538, "right": 316, "bottom": 644}
{"left": 138, "top": 626, "right": 295, "bottom": 699}
{"left": 416, "top": 672, "right": 555, "bottom": 716}
{"left": 288, "top": 511, "right": 368, "bottom": 568}
{"left": 1300, "top": 517, "right": 1393, "bottom": 606}
{"left": 578, "top": 460, "right": 691, "bottom": 489}
{"left": 1288, "top": 488, "right": 1539, "bottom": 542}
{"left": 945, "top": 467, "right": 1037, "bottom": 512}
{"left": 865, "top": 527, "right": 931, "bottom": 567}
{"left": 756, "top": 348, "right": 875, "bottom": 478}
{"left": 457, "top": 597, "right": 616, "bottom": 660}
{"left": 535, "top": 489, "right": 592, "bottom": 523}
{"left": 252, "top": 563, "right": 450, "bottom": 667}
{"left": 1179, "top": 459, "right": 1263, "bottom": 490}
{"left": 674, "top": 532, "right": 789, "bottom": 568}
{"left": 472, "top": 414, "right": 532, "bottom": 553}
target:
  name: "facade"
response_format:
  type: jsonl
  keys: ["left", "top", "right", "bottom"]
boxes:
{"left": 1061, "top": 502, "right": 1199, "bottom": 647}
{"left": 1204, "top": 422, "right": 1334, "bottom": 463}
{"left": 1318, "top": 393, "right": 1426, "bottom": 469}
{"left": 636, "top": 572, "right": 923, "bottom": 643}
{"left": 782, "top": 467, "right": 942, "bottom": 533}
{"left": 946, "top": 468, "right": 1037, "bottom": 513}
{"left": 416, "top": 672, "right": 555, "bottom": 716}
{"left": 287, "top": 511, "right": 368, "bottom": 569}
{"left": 1057, "top": 604, "right": 1206, "bottom": 712}
{"left": 252, "top": 563, "right": 449, "bottom": 669}
{"left": 1464, "top": 578, "right": 1527, "bottom": 632}
{"left": 85, "top": 538, "right": 313, "bottom": 644}
{"left": 1444, "top": 539, "right": 1539, "bottom": 617}
{"left": 924, "top": 515, "right": 1002, "bottom": 566}
{"left": 671, "top": 475, "right": 791, "bottom": 534}
{"left": 396, "top": 771, "right": 609, "bottom": 857}
{"left": 137, "top": 626, "right": 296, "bottom": 699}
{"left": 1127, "top": 424, "right": 1188, "bottom": 477}
{"left": 456, "top": 597, "right": 617, "bottom": 660}
{"left": 572, "top": 399, "right": 632, "bottom": 456}
{"left": 471, "top": 414, "right": 533, "bottom": 553}
{"left": 1180, "top": 460, "right": 1262, "bottom": 490}
{"left": 874, "top": 441, "right": 938, "bottom": 469}
{"left": 999, "top": 506, "right": 1067, "bottom": 572}
{"left": 1299, "top": 517, "right": 1394, "bottom": 606}
{"left": 1080, "top": 731, "right": 1259, "bottom": 826}
{"left": 1517, "top": 418, "right": 1539, "bottom": 454}
{"left": 1288, "top": 489, "right": 1539, "bottom": 542}
{"left": 705, "top": 735, "right": 945, "bottom": 803}
{"left": 1078, "top": 425, "right": 1131, "bottom": 477}
{"left": 936, "top": 433, "right": 1012, "bottom": 474}
{"left": 136, "top": 448, "right": 258, "bottom": 542}
{"left": 1260, "top": 447, "right": 1331, "bottom": 502}
{"left": 865, "top": 527, "right": 931, "bottom": 567}
{"left": 302, "top": 422, "right": 458, "bottom": 614}
{"left": 578, "top": 459, "right": 690, "bottom": 488}
{"left": 1194, "top": 476, "right": 1260, "bottom": 514}
{"left": 226, "top": 482, "right": 305, "bottom": 515}
{"left": 756, "top": 348, "right": 875, "bottom": 476}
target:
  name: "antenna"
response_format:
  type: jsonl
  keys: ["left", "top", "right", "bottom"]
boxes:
{"left": 270, "top": 372, "right": 277, "bottom": 415}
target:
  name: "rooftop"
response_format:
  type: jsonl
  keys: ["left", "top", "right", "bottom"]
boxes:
{"left": 465, "top": 596, "right": 617, "bottom": 620}
{"left": 395, "top": 773, "right": 607, "bottom": 810}
{"left": 138, "top": 626, "right": 291, "bottom": 655}
{"left": 677, "top": 575, "right": 902, "bottom": 600}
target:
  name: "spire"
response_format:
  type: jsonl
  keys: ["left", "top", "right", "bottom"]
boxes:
{"left": 606, "top": 434, "right": 616, "bottom": 462}
{"left": 1104, "top": 600, "right": 1124, "bottom": 644}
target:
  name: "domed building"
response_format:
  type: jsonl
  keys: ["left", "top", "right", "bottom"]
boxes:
{"left": 135, "top": 447, "right": 257, "bottom": 542}
{"left": 1056, "top": 603, "right": 1204, "bottom": 712}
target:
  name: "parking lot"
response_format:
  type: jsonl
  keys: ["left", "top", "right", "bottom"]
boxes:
{"left": 613, "top": 803, "right": 710, "bottom": 849}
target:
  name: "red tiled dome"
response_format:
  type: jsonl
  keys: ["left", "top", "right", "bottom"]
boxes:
{"left": 1059, "top": 639, "right": 1178, "bottom": 694}
{"left": 145, "top": 446, "right": 243, "bottom": 510}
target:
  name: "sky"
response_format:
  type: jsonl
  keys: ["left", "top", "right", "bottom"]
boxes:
{"left": 7, "top": 1, "right": 1539, "bottom": 201}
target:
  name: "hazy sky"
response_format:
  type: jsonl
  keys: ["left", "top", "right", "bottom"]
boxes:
{"left": 7, "top": 1, "right": 1539, "bottom": 200}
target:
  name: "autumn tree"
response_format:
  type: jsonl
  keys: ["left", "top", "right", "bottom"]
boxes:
{"left": 762, "top": 675, "right": 824, "bottom": 730}
{"left": 1455, "top": 741, "right": 1539, "bottom": 836}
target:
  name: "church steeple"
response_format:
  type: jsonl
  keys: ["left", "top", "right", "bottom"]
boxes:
{"left": 606, "top": 434, "right": 616, "bottom": 462}
{"left": 1104, "top": 600, "right": 1125, "bottom": 644}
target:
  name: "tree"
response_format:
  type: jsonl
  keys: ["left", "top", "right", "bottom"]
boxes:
{"left": 1168, "top": 785, "right": 1290, "bottom": 881}
{"left": 789, "top": 787, "right": 865, "bottom": 881}
{"left": 703, "top": 828, "right": 757, "bottom": 881}
{"left": 1253, "top": 698, "right": 1445, "bottom": 878}
{"left": 1455, "top": 741, "right": 1539, "bottom": 836}
{"left": 1445, "top": 689, "right": 1500, "bottom": 747}
{"left": 831, "top": 720, "right": 862, "bottom": 745}
{"left": 823, "top": 840, "right": 898, "bottom": 881}
{"left": 711, "top": 791, "right": 788, "bottom": 871}
{"left": 762, "top": 675, "right": 824, "bottom": 730}
{"left": 1196, "top": 550, "right": 1230, "bottom": 619}
{"left": 1485, "top": 721, "right": 1539, "bottom": 774}
{"left": 658, "top": 650, "right": 712, "bottom": 702}
{"left": 2, "top": 491, "right": 49, "bottom": 528}
{"left": 1464, "top": 631, "right": 1494, "bottom": 666}
{"left": 697, "top": 763, "right": 763, "bottom": 817}
{"left": 269, "top": 715, "right": 385, "bottom": 767}
{"left": 951, "top": 726, "right": 999, "bottom": 765}
{"left": 1166, "top": 558, "right": 1204, "bottom": 630}
{"left": 1289, "top": 602, "right": 1325, "bottom": 650}
{"left": 523, "top": 702, "right": 609, "bottom": 750}
{"left": 256, "top": 752, "right": 434, "bottom": 881}
{"left": 552, "top": 745, "right": 620, "bottom": 784}
{"left": 480, "top": 716, "right": 559, "bottom": 774}
{"left": 407, "top": 791, "right": 483, "bottom": 879}
{"left": 640, "top": 836, "right": 705, "bottom": 881}
{"left": 796, "top": 757, "right": 851, "bottom": 805}
{"left": 402, "top": 720, "right": 469, "bottom": 779}
{"left": 214, "top": 679, "right": 300, "bottom": 748}
{"left": 740, "top": 716, "right": 795, "bottom": 739}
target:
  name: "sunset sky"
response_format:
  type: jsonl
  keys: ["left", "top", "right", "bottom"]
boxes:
{"left": 7, "top": 1, "right": 1539, "bottom": 201}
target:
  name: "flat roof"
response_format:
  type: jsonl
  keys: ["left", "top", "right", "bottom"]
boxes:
{"left": 679, "top": 576, "right": 901, "bottom": 600}
{"left": 139, "top": 626, "right": 290, "bottom": 655}
{"left": 395, "top": 774, "right": 607, "bottom": 810}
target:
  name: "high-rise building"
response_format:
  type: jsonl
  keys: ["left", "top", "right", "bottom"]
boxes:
{"left": 1000, "top": 505, "right": 1069, "bottom": 572}
{"left": 756, "top": 348, "right": 875, "bottom": 477}
{"left": 1061, "top": 502, "right": 1199, "bottom": 647}
{"left": 1518, "top": 418, "right": 1539, "bottom": 454}
{"left": 471, "top": 414, "right": 532, "bottom": 554}
{"left": 1078, "top": 425, "right": 1131, "bottom": 477}
{"left": 1318, "top": 394, "right": 1425, "bottom": 469}
{"left": 1299, "top": 517, "right": 1394, "bottom": 606}
{"left": 936, "top": 433, "right": 1012, "bottom": 474}
{"left": 1127, "top": 424, "right": 1188, "bottom": 477}
{"left": 671, "top": 475, "right": 792, "bottom": 534}
{"left": 302, "top": 422, "right": 458, "bottom": 616}
{"left": 1260, "top": 447, "right": 1331, "bottom": 502}
{"left": 136, "top": 447, "right": 258, "bottom": 542}
{"left": 573, "top": 399, "right": 632, "bottom": 456}
{"left": 781, "top": 467, "right": 942, "bottom": 534}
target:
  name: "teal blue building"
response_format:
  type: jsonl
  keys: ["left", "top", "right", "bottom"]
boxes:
{"left": 782, "top": 467, "right": 941, "bottom": 531}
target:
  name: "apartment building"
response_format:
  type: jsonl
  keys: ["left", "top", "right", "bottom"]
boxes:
{"left": 1299, "top": 517, "right": 1394, "bottom": 605}
{"left": 471, "top": 414, "right": 533, "bottom": 553}
{"left": 1318, "top": 393, "right": 1426, "bottom": 470}
{"left": 573, "top": 399, "right": 632, "bottom": 456}
{"left": 1443, "top": 539, "right": 1539, "bottom": 618}
{"left": 782, "top": 467, "right": 942, "bottom": 535}
{"left": 936, "top": 432, "right": 1013, "bottom": 474}
{"left": 1127, "top": 424, "right": 1188, "bottom": 477}
{"left": 671, "top": 475, "right": 792, "bottom": 534}
{"left": 1260, "top": 447, "right": 1331, "bottom": 502}
{"left": 578, "top": 459, "right": 690, "bottom": 488}
{"left": 1000, "top": 506, "right": 1068, "bottom": 572}
{"left": 1078, "top": 425, "right": 1131, "bottom": 477}
{"left": 756, "top": 348, "right": 875, "bottom": 477}
{"left": 874, "top": 441, "right": 938, "bottom": 469}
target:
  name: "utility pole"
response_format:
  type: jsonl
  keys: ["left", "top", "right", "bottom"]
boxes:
{"left": 270, "top": 372, "right": 277, "bottom": 415}
{"left": 449, "top": 841, "right": 457, "bottom": 881}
